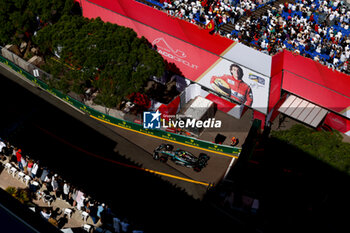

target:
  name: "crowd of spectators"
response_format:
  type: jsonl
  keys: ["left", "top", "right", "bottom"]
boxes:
{"left": 0, "top": 138, "right": 144, "bottom": 233}
{"left": 153, "top": 0, "right": 273, "bottom": 26}
{"left": 232, "top": 0, "right": 350, "bottom": 73}
{"left": 142, "top": 0, "right": 350, "bottom": 74}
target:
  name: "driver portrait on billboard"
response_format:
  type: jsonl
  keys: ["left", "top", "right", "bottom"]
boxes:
{"left": 210, "top": 64, "right": 253, "bottom": 106}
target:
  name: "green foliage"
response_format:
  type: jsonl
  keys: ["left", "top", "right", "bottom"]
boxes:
{"left": 5, "top": 187, "right": 30, "bottom": 204}
{"left": 34, "top": 15, "right": 165, "bottom": 107}
{"left": 1, "top": 1, "right": 165, "bottom": 108}
{"left": 5, "top": 186, "right": 17, "bottom": 196}
{"left": 29, "top": 0, "right": 74, "bottom": 23}
{"left": 271, "top": 124, "right": 350, "bottom": 175}
{"left": 0, "top": 0, "right": 73, "bottom": 47}
{"left": 0, "top": 0, "right": 35, "bottom": 46}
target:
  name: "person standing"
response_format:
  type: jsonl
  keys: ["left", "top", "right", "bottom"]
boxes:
{"left": 31, "top": 161, "right": 39, "bottom": 178}
{"left": 21, "top": 156, "right": 28, "bottom": 173}
{"left": 0, "top": 140, "right": 6, "bottom": 154}
{"left": 113, "top": 217, "right": 121, "bottom": 233}
{"left": 27, "top": 159, "right": 34, "bottom": 176}
{"left": 230, "top": 137, "right": 239, "bottom": 146}
{"left": 51, "top": 174, "right": 58, "bottom": 197}
{"left": 121, "top": 218, "right": 130, "bottom": 233}
{"left": 97, "top": 203, "right": 105, "bottom": 223}
{"left": 16, "top": 149, "right": 24, "bottom": 171}
{"left": 2, "top": 142, "right": 13, "bottom": 157}
{"left": 40, "top": 167, "right": 49, "bottom": 183}
{"left": 89, "top": 201, "right": 98, "bottom": 224}
{"left": 63, "top": 181, "right": 70, "bottom": 201}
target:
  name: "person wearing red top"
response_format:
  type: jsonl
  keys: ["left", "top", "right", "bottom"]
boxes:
{"left": 27, "top": 159, "right": 34, "bottom": 176}
{"left": 210, "top": 64, "right": 253, "bottom": 106}
{"left": 16, "top": 148, "right": 24, "bottom": 171}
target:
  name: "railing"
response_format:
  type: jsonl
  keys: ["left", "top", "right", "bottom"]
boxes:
{"left": 0, "top": 46, "right": 52, "bottom": 82}
{"left": 0, "top": 46, "right": 241, "bottom": 156}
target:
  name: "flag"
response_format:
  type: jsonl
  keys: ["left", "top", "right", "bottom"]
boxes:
{"left": 206, "top": 19, "right": 215, "bottom": 30}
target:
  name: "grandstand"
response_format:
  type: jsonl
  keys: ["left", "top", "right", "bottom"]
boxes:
{"left": 146, "top": 0, "right": 350, "bottom": 74}
{"left": 150, "top": 0, "right": 350, "bottom": 74}
{"left": 76, "top": 0, "right": 350, "bottom": 136}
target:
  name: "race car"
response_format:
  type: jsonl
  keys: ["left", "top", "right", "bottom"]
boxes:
{"left": 153, "top": 144, "right": 210, "bottom": 172}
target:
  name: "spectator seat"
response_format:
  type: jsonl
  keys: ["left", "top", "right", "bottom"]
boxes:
{"left": 64, "top": 208, "right": 73, "bottom": 219}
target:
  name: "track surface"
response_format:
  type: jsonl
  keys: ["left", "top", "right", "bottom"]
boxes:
{"left": 0, "top": 64, "right": 233, "bottom": 199}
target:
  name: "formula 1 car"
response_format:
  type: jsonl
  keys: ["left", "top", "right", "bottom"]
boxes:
{"left": 153, "top": 144, "right": 210, "bottom": 172}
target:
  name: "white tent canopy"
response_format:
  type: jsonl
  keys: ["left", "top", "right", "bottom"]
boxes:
{"left": 279, "top": 94, "right": 328, "bottom": 128}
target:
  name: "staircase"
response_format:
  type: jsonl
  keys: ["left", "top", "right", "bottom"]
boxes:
{"left": 219, "top": 0, "right": 296, "bottom": 36}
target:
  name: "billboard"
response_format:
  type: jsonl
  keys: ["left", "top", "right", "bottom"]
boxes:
{"left": 324, "top": 112, "right": 350, "bottom": 136}
{"left": 196, "top": 59, "right": 270, "bottom": 114}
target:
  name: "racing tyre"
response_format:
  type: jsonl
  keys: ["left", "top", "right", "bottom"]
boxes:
{"left": 153, "top": 152, "right": 159, "bottom": 160}
{"left": 160, "top": 156, "right": 168, "bottom": 163}
{"left": 165, "top": 144, "right": 174, "bottom": 151}
{"left": 199, "top": 153, "right": 209, "bottom": 160}
{"left": 198, "top": 153, "right": 209, "bottom": 168}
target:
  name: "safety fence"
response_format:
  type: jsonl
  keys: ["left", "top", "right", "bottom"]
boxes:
{"left": 0, "top": 49, "right": 241, "bottom": 156}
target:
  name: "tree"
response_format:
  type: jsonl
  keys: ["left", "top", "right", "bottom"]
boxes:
{"left": 34, "top": 15, "right": 165, "bottom": 107}
{"left": 0, "top": 0, "right": 74, "bottom": 56}
{"left": 0, "top": 0, "right": 36, "bottom": 49}
{"left": 271, "top": 124, "right": 350, "bottom": 175}
{"left": 5, "top": 186, "right": 31, "bottom": 204}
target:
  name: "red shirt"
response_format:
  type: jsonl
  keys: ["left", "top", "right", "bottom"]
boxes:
{"left": 28, "top": 162, "right": 33, "bottom": 168}
{"left": 210, "top": 75, "right": 253, "bottom": 106}
{"left": 16, "top": 150, "right": 22, "bottom": 162}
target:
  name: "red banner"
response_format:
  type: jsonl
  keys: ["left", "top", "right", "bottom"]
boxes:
{"left": 84, "top": 0, "right": 233, "bottom": 55}
{"left": 281, "top": 51, "right": 350, "bottom": 118}
{"left": 324, "top": 112, "right": 350, "bottom": 135}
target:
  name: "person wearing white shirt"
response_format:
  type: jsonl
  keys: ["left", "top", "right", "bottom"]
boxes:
{"left": 235, "top": 23, "right": 241, "bottom": 31}
{"left": 31, "top": 161, "right": 39, "bottom": 178}
{"left": 21, "top": 157, "right": 27, "bottom": 171}
{"left": 63, "top": 181, "right": 70, "bottom": 201}
{"left": 336, "top": 31, "right": 342, "bottom": 40}
{"left": 51, "top": 174, "right": 58, "bottom": 197}
{"left": 345, "top": 48, "right": 350, "bottom": 59}
{"left": 0, "top": 141, "right": 5, "bottom": 153}
{"left": 341, "top": 7, "right": 346, "bottom": 14}
{"left": 316, "top": 45, "right": 322, "bottom": 53}
{"left": 340, "top": 52, "right": 346, "bottom": 62}
{"left": 333, "top": 57, "right": 339, "bottom": 66}
{"left": 192, "top": 7, "right": 197, "bottom": 14}
{"left": 41, "top": 209, "right": 51, "bottom": 220}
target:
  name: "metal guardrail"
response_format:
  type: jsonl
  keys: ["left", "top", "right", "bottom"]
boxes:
{"left": 0, "top": 46, "right": 52, "bottom": 82}
{"left": 0, "top": 47, "right": 241, "bottom": 156}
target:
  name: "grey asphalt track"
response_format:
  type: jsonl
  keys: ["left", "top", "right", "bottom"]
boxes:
{"left": 0, "top": 64, "right": 235, "bottom": 199}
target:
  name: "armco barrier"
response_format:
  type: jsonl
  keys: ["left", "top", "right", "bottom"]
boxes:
{"left": 0, "top": 54, "right": 241, "bottom": 156}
